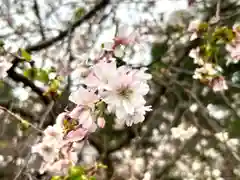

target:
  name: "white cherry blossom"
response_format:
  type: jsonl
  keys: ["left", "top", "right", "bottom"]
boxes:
{"left": 0, "top": 57, "right": 11, "bottom": 79}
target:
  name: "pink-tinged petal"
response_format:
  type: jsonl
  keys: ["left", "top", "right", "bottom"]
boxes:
{"left": 68, "top": 106, "right": 84, "bottom": 119}
{"left": 78, "top": 110, "right": 92, "bottom": 126}
{"left": 69, "top": 86, "right": 99, "bottom": 107}
{"left": 97, "top": 117, "right": 105, "bottom": 128}
{"left": 209, "top": 76, "right": 228, "bottom": 92}
{"left": 65, "top": 128, "right": 88, "bottom": 143}
{"left": 83, "top": 72, "right": 102, "bottom": 88}
{"left": 88, "top": 122, "right": 97, "bottom": 132}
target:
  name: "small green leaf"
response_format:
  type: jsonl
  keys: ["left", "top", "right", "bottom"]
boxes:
{"left": 89, "top": 177, "right": 96, "bottom": 180}
{"left": 23, "top": 68, "right": 49, "bottom": 83}
{"left": 74, "top": 7, "right": 85, "bottom": 21}
{"left": 69, "top": 166, "right": 85, "bottom": 177}
{"left": 19, "top": 119, "right": 30, "bottom": 131}
{"left": 51, "top": 176, "right": 62, "bottom": 180}
{"left": 50, "top": 79, "right": 61, "bottom": 90}
{"left": 20, "top": 48, "right": 31, "bottom": 61}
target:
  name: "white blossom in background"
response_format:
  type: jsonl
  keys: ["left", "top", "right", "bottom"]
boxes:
{"left": 171, "top": 124, "right": 197, "bottom": 141}
{"left": 193, "top": 63, "right": 221, "bottom": 80}
{"left": 189, "top": 47, "right": 204, "bottom": 65}
{"left": 188, "top": 19, "right": 201, "bottom": 41}
{"left": 0, "top": 56, "right": 11, "bottom": 79}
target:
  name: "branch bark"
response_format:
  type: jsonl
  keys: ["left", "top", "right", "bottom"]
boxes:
{"left": 26, "top": 0, "right": 110, "bottom": 52}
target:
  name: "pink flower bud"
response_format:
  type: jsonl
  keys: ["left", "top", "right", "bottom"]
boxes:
{"left": 97, "top": 117, "right": 105, "bottom": 128}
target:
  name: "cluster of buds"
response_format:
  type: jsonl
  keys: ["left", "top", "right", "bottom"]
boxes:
{"left": 31, "top": 27, "right": 152, "bottom": 175}
{"left": 188, "top": 20, "right": 229, "bottom": 92}
{"left": 189, "top": 47, "right": 228, "bottom": 92}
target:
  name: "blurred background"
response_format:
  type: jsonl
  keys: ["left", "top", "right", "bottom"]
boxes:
{"left": 1, "top": 0, "right": 240, "bottom": 179}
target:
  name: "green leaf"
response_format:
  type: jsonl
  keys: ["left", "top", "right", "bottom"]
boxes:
{"left": 74, "top": 7, "right": 85, "bottom": 21}
{"left": 36, "top": 69, "right": 49, "bottom": 83}
{"left": 20, "top": 48, "right": 31, "bottom": 61}
{"left": 51, "top": 176, "right": 62, "bottom": 180}
{"left": 50, "top": 79, "right": 61, "bottom": 90}
{"left": 69, "top": 166, "right": 85, "bottom": 177}
{"left": 89, "top": 177, "right": 96, "bottom": 180}
{"left": 23, "top": 68, "right": 49, "bottom": 83}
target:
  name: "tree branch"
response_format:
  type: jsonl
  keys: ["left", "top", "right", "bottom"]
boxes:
{"left": 33, "top": 0, "right": 46, "bottom": 40}
{"left": 26, "top": 0, "right": 110, "bottom": 52}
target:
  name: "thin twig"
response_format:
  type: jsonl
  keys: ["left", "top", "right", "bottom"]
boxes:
{"left": 0, "top": 106, "right": 43, "bottom": 133}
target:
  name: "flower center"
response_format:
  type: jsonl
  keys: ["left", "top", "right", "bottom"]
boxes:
{"left": 118, "top": 87, "right": 133, "bottom": 99}
{"left": 43, "top": 145, "right": 53, "bottom": 153}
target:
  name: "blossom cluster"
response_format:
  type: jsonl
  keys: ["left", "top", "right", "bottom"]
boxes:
{"left": 189, "top": 48, "right": 228, "bottom": 92}
{"left": 188, "top": 20, "right": 231, "bottom": 92}
{"left": 31, "top": 28, "right": 152, "bottom": 175}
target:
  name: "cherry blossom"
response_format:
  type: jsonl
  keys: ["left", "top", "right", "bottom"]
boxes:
{"left": 31, "top": 27, "right": 152, "bottom": 176}
{"left": 69, "top": 86, "right": 99, "bottom": 108}
{"left": 189, "top": 47, "right": 204, "bottom": 65}
{"left": 0, "top": 57, "right": 11, "bottom": 79}
{"left": 101, "top": 67, "right": 150, "bottom": 119}
{"left": 32, "top": 141, "right": 60, "bottom": 162}
{"left": 226, "top": 25, "right": 240, "bottom": 62}
{"left": 113, "top": 25, "right": 140, "bottom": 47}
{"left": 193, "top": 63, "right": 222, "bottom": 80}
{"left": 188, "top": 19, "right": 201, "bottom": 41}
{"left": 116, "top": 105, "right": 151, "bottom": 126}
{"left": 209, "top": 76, "right": 228, "bottom": 92}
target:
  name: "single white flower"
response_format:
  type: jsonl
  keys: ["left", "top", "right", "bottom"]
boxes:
{"left": 102, "top": 69, "right": 149, "bottom": 118}
{"left": 32, "top": 141, "right": 60, "bottom": 162}
{"left": 43, "top": 124, "right": 63, "bottom": 142}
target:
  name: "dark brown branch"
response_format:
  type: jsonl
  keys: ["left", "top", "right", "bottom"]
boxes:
{"left": 7, "top": 68, "right": 50, "bottom": 104}
{"left": 33, "top": 0, "right": 46, "bottom": 40}
{"left": 26, "top": 0, "right": 110, "bottom": 52}
{"left": 6, "top": 0, "right": 110, "bottom": 105}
